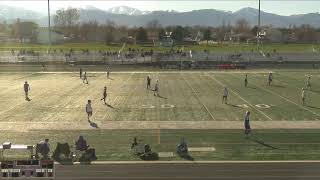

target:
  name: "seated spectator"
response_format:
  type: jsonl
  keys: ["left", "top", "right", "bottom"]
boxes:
{"left": 75, "top": 136, "right": 89, "bottom": 151}
{"left": 176, "top": 137, "right": 188, "bottom": 155}
{"left": 36, "top": 139, "right": 50, "bottom": 159}
{"left": 131, "top": 137, "right": 138, "bottom": 149}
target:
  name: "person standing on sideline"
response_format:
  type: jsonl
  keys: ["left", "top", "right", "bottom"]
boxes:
{"left": 106, "top": 66, "right": 110, "bottom": 79}
{"left": 244, "top": 74, "right": 248, "bottom": 87}
{"left": 268, "top": 72, "right": 273, "bottom": 86}
{"left": 83, "top": 72, "right": 88, "bottom": 84}
{"left": 86, "top": 100, "right": 93, "bottom": 122}
{"left": 147, "top": 75, "right": 151, "bottom": 89}
{"left": 24, "top": 81, "right": 30, "bottom": 100}
{"left": 302, "top": 88, "right": 306, "bottom": 105}
{"left": 100, "top": 86, "right": 107, "bottom": 105}
{"left": 80, "top": 68, "right": 83, "bottom": 79}
{"left": 244, "top": 111, "right": 251, "bottom": 135}
{"left": 222, "top": 87, "right": 228, "bottom": 104}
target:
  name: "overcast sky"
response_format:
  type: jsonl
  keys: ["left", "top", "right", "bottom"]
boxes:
{"left": 1, "top": 1, "right": 320, "bottom": 16}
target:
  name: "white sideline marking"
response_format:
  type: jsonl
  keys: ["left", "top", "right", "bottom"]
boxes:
{"left": 189, "top": 147, "right": 216, "bottom": 152}
{"left": 0, "top": 71, "right": 271, "bottom": 74}
{"left": 207, "top": 74, "right": 273, "bottom": 121}
{"left": 60, "top": 160, "right": 320, "bottom": 165}
{"left": 158, "top": 152, "right": 175, "bottom": 158}
{"left": 181, "top": 73, "right": 216, "bottom": 121}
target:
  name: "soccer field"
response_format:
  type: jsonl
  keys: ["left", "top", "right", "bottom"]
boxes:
{"left": 1, "top": 69, "right": 320, "bottom": 161}
{"left": 1, "top": 69, "right": 320, "bottom": 131}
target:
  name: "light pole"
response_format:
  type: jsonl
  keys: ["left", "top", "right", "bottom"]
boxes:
{"left": 48, "top": 0, "right": 52, "bottom": 50}
{"left": 257, "top": 0, "right": 261, "bottom": 50}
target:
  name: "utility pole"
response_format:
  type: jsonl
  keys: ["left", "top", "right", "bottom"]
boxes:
{"left": 48, "top": 0, "right": 52, "bottom": 51}
{"left": 257, "top": 0, "right": 261, "bottom": 50}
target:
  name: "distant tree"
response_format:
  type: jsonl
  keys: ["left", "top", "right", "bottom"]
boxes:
{"left": 54, "top": 7, "right": 80, "bottom": 36}
{"left": 235, "top": 18, "right": 250, "bottom": 34}
{"left": 171, "top": 26, "right": 185, "bottom": 42}
{"left": 12, "top": 20, "right": 38, "bottom": 42}
{"left": 251, "top": 26, "right": 259, "bottom": 36}
{"left": 105, "top": 20, "right": 116, "bottom": 44}
{"left": 158, "top": 28, "right": 166, "bottom": 40}
{"left": 135, "top": 27, "right": 148, "bottom": 43}
{"left": 146, "top": 19, "right": 162, "bottom": 30}
{"left": 203, "top": 28, "right": 211, "bottom": 44}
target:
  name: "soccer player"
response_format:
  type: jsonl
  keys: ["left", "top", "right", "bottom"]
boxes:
{"left": 154, "top": 80, "right": 159, "bottom": 96}
{"left": 302, "top": 88, "right": 306, "bottom": 105}
{"left": 306, "top": 76, "right": 311, "bottom": 90}
{"left": 86, "top": 100, "right": 93, "bottom": 121}
{"left": 244, "top": 74, "right": 248, "bottom": 87}
{"left": 146, "top": 75, "right": 151, "bottom": 89}
{"left": 244, "top": 111, "right": 251, "bottom": 135}
{"left": 222, "top": 87, "right": 228, "bottom": 104}
{"left": 80, "top": 68, "right": 83, "bottom": 79}
{"left": 106, "top": 66, "right": 110, "bottom": 79}
{"left": 268, "top": 72, "right": 273, "bottom": 86}
{"left": 100, "top": 86, "right": 107, "bottom": 105}
{"left": 83, "top": 72, "right": 88, "bottom": 84}
{"left": 24, "top": 81, "right": 30, "bottom": 100}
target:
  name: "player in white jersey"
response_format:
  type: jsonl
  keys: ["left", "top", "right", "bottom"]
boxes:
{"left": 154, "top": 80, "right": 159, "bottom": 96}
{"left": 222, "top": 87, "right": 228, "bottom": 104}
{"left": 86, "top": 100, "right": 93, "bottom": 121}
{"left": 306, "top": 76, "right": 311, "bottom": 90}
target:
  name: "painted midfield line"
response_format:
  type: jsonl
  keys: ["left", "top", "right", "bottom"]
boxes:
{"left": 206, "top": 73, "right": 274, "bottom": 121}
{"left": 181, "top": 73, "right": 216, "bottom": 121}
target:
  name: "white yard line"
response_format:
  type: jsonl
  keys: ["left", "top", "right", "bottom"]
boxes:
{"left": 0, "top": 71, "right": 271, "bottom": 74}
{"left": 206, "top": 73, "right": 274, "bottom": 121}
{"left": 181, "top": 73, "right": 216, "bottom": 121}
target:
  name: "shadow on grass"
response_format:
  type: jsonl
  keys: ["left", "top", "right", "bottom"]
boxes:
{"left": 106, "top": 103, "right": 115, "bottom": 109}
{"left": 307, "top": 105, "right": 320, "bottom": 109}
{"left": 25, "top": 97, "right": 31, "bottom": 101}
{"left": 272, "top": 84, "right": 286, "bottom": 88}
{"left": 88, "top": 120, "right": 99, "bottom": 128}
{"left": 249, "top": 137, "right": 279, "bottom": 150}
{"left": 310, "top": 90, "right": 320, "bottom": 94}
{"left": 247, "top": 86, "right": 257, "bottom": 89}
{"left": 180, "top": 154, "right": 194, "bottom": 161}
{"left": 107, "top": 77, "right": 114, "bottom": 80}
{"left": 227, "top": 104, "right": 243, "bottom": 108}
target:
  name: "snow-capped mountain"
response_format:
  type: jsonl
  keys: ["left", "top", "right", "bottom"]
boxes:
{"left": 107, "top": 6, "right": 150, "bottom": 16}
{"left": 0, "top": 5, "right": 44, "bottom": 21}
{"left": 1, "top": 5, "right": 320, "bottom": 28}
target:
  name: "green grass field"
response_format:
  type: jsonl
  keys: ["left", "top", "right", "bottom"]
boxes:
{"left": 1, "top": 69, "right": 320, "bottom": 161}
{"left": 0, "top": 42, "right": 319, "bottom": 53}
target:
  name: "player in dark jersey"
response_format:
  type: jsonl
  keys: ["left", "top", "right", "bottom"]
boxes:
{"left": 100, "top": 86, "right": 107, "bottom": 105}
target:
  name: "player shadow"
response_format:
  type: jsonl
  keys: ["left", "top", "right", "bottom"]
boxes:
{"left": 106, "top": 103, "right": 115, "bottom": 109}
{"left": 88, "top": 120, "right": 99, "bottom": 128}
{"left": 179, "top": 154, "right": 194, "bottom": 161}
{"left": 306, "top": 105, "right": 320, "bottom": 109}
{"left": 227, "top": 104, "right": 242, "bottom": 108}
{"left": 157, "top": 95, "right": 167, "bottom": 99}
{"left": 249, "top": 137, "right": 278, "bottom": 150}
{"left": 25, "top": 97, "right": 31, "bottom": 101}
{"left": 272, "top": 84, "right": 286, "bottom": 88}
{"left": 247, "top": 86, "right": 257, "bottom": 89}
{"left": 107, "top": 77, "right": 114, "bottom": 80}
{"left": 310, "top": 90, "right": 320, "bottom": 94}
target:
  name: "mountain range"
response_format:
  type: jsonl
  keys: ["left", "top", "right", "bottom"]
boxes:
{"left": 0, "top": 5, "right": 320, "bottom": 28}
